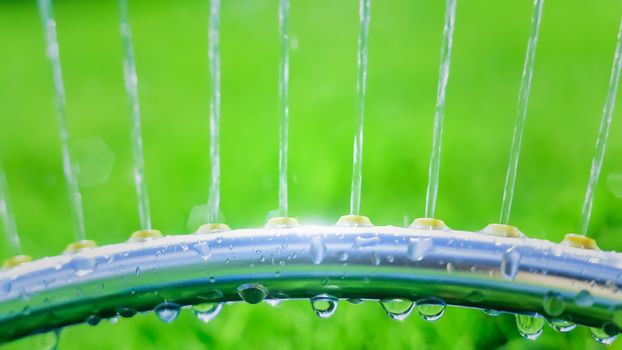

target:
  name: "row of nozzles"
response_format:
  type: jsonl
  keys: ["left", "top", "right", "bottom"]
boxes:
{"left": 1, "top": 214, "right": 600, "bottom": 270}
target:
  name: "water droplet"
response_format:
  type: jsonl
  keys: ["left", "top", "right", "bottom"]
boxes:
{"left": 193, "top": 303, "right": 223, "bottom": 323}
{"left": 85, "top": 315, "right": 101, "bottom": 326}
{"left": 193, "top": 242, "right": 211, "bottom": 261}
{"left": 237, "top": 283, "right": 268, "bottom": 304}
{"left": 354, "top": 235, "right": 381, "bottom": 247}
{"left": 574, "top": 290, "right": 593, "bottom": 307}
{"left": 407, "top": 238, "right": 433, "bottom": 261}
{"left": 117, "top": 307, "right": 136, "bottom": 318}
{"left": 446, "top": 262, "right": 454, "bottom": 273}
{"left": 347, "top": 298, "right": 364, "bottom": 304}
{"left": 337, "top": 251, "right": 348, "bottom": 262}
{"left": 371, "top": 252, "right": 381, "bottom": 265}
{"left": 380, "top": 299, "right": 414, "bottom": 321}
{"left": 500, "top": 248, "right": 520, "bottom": 280}
{"left": 154, "top": 302, "right": 180, "bottom": 323}
{"left": 591, "top": 324, "right": 619, "bottom": 345}
{"left": 197, "top": 289, "right": 223, "bottom": 301}
{"left": 543, "top": 292, "right": 565, "bottom": 317}
{"left": 310, "top": 294, "right": 338, "bottom": 318}
{"left": 549, "top": 319, "right": 576, "bottom": 332}
{"left": 483, "top": 309, "right": 501, "bottom": 316}
{"left": 109, "top": 316, "right": 120, "bottom": 324}
{"left": 466, "top": 290, "right": 485, "bottom": 303}
{"left": 416, "top": 298, "right": 446, "bottom": 321}
{"left": 309, "top": 236, "right": 326, "bottom": 264}
{"left": 515, "top": 315, "right": 544, "bottom": 340}
{"left": 70, "top": 256, "right": 96, "bottom": 277}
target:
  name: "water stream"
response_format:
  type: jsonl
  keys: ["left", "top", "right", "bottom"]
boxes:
{"left": 38, "top": 0, "right": 86, "bottom": 241}
{"left": 499, "top": 0, "right": 544, "bottom": 225}
{"left": 579, "top": 16, "right": 622, "bottom": 235}
{"left": 424, "top": 0, "right": 457, "bottom": 219}
{"left": 0, "top": 165, "right": 21, "bottom": 255}
{"left": 278, "top": 0, "right": 290, "bottom": 218}
{"left": 207, "top": 0, "right": 222, "bottom": 223}
{"left": 120, "top": 0, "right": 152, "bottom": 230}
{"left": 349, "top": 0, "right": 371, "bottom": 216}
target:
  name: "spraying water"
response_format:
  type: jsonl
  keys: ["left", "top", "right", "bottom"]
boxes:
{"left": 349, "top": 0, "right": 371, "bottom": 216}
{"left": 499, "top": 0, "right": 544, "bottom": 225}
{"left": 579, "top": 17, "right": 622, "bottom": 236}
{"left": 424, "top": 0, "right": 457, "bottom": 219}
{"left": 38, "top": 0, "right": 86, "bottom": 241}
{"left": 207, "top": 0, "right": 222, "bottom": 224}
{"left": 0, "top": 165, "right": 21, "bottom": 256}
{"left": 119, "top": 0, "right": 152, "bottom": 230}
{"left": 278, "top": 0, "right": 290, "bottom": 218}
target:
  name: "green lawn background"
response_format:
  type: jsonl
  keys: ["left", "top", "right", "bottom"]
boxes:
{"left": 1, "top": 0, "right": 622, "bottom": 348}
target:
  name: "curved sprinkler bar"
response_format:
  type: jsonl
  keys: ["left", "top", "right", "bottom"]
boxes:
{"left": 1, "top": 224, "right": 622, "bottom": 341}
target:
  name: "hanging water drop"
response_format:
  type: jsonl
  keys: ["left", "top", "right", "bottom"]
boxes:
{"left": 500, "top": 247, "right": 520, "bottom": 280}
{"left": 380, "top": 299, "right": 414, "bottom": 321}
{"left": 591, "top": 323, "right": 619, "bottom": 345}
{"left": 515, "top": 314, "right": 544, "bottom": 340}
{"left": 482, "top": 309, "right": 501, "bottom": 317}
{"left": 117, "top": 307, "right": 137, "bottom": 318}
{"left": 309, "top": 236, "right": 326, "bottom": 264}
{"left": 416, "top": 298, "right": 446, "bottom": 321}
{"left": 237, "top": 283, "right": 268, "bottom": 304}
{"left": 193, "top": 303, "right": 223, "bottom": 323}
{"left": 549, "top": 319, "right": 576, "bottom": 333}
{"left": 85, "top": 315, "right": 101, "bottom": 326}
{"left": 310, "top": 294, "right": 338, "bottom": 318}
{"left": 347, "top": 298, "right": 364, "bottom": 305}
{"left": 154, "top": 302, "right": 180, "bottom": 323}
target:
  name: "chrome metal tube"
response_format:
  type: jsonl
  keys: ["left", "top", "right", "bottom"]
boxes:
{"left": 0, "top": 225, "right": 620, "bottom": 341}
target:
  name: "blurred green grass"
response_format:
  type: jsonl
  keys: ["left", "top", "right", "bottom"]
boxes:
{"left": 1, "top": 0, "right": 622, "bottom": 348}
